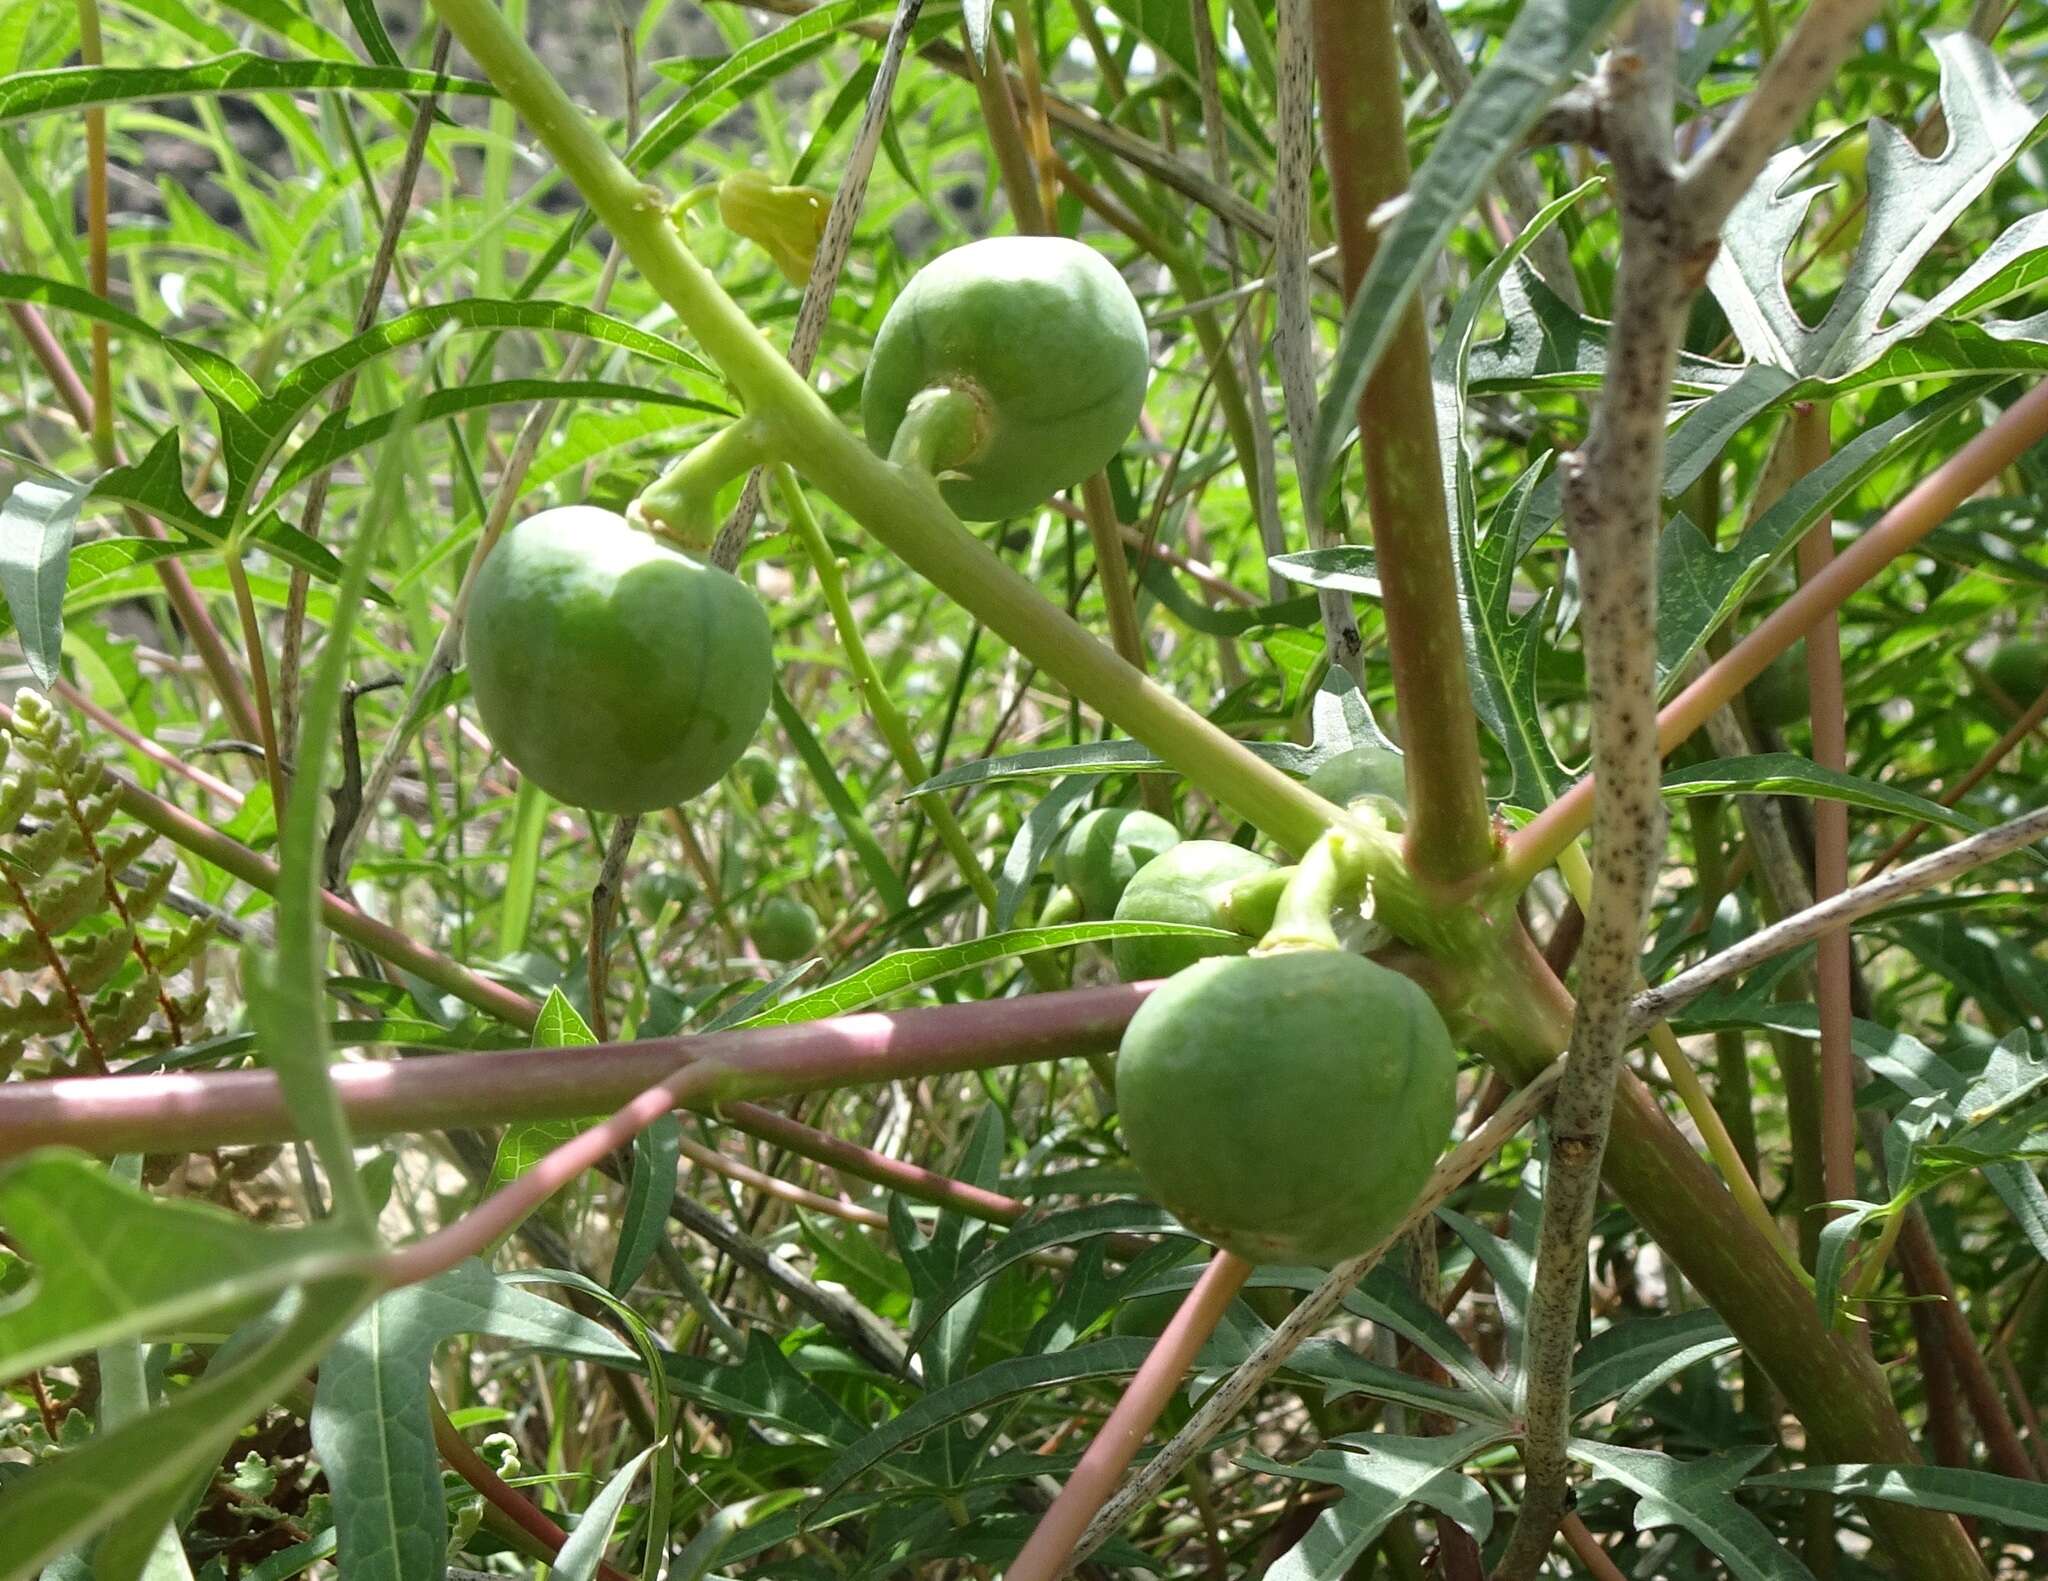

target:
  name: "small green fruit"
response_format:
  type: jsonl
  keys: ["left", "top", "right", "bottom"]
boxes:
{"left": 862, "top": 236, "right": 1150, "bottom": 521}
{"left": 1986, "top": 637, "right": 2048, "bottom": 703}
{"left": 1054, "top": 807, "right": 1181, "bottom": 919}
{"left": 1305, "top": 745, "right": 1407, "bottom": 827}
{"left": 633, "top": 866, "right": 697, "bottom": 921}
{"left": 1111, "top": 841, "right": 1278, "bottom": 983}
{"left": 1117, "top": 951, "right": 1459, "bottom": 1267}
{"left": 464, "top": 507, "right": 773, "bottom": 815}
{"left": 751, "top": 894, "right": 821, "bottom": 959}
{"left": 1745, "top": 641, "right": 1810, "bottom": 731}
{"left": 738, "top": 751, "right": 780, "bottom": 805}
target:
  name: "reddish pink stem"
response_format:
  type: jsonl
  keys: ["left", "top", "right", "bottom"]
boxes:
{"left": 1005, "top": 1251, "right": 1253, "bottom": 1581}
{"left": 5, "top": 295, "right": 264, "bottom": 743}
{"left": 0, "top": 984, "right": 1150, "bottom": 1157}
{"left": 384, "top": 1050, "right": 713, "bottom": 1284}
{"left": 1792, "top": 404, "right": 1856, "bottom": 1213}
{"left": 1511, "top": 377, "right": 2048, "bottom": 878}
{"left": 725, "top": 1099, "right": 1031, "bottom": 1224}
{"left": 676, "top": 1133, "right": 887, "bottom": 1228}
{"left": 54, "top": 679, "right": 245, "bottom": 806}
{"left": 383, "top": 989, "right": 1149, "bottom": 1286}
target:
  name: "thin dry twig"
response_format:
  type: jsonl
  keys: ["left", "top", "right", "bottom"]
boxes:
{"left": 1627, "top": 801, "right": 2048, "bottom": 1034}
{"left": 587, "top": 814, "right": 640, "bottom": 1041}
{"left": 708, "top": 0, "right": 926, "bottom": 572}
{"left": 1271, "top": 0, "right": 1365, "bottom": 680}
{"left": 1398, "top": 0, "right": 1581, "bottom": 307}
{"left": 1497, "top": 6, "right": 1880, "bottom": 1570}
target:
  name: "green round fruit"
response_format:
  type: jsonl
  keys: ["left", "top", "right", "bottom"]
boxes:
{"left": 862, "top": 236, "right": 1150, "bottom": 521}
{"left": 633, "top": 866, "right": 697, "bottom": 921}
{"left": 1111, "top": 841, "right": 1277, "bottom": 983}
{"left": 738, "top": 751, "right": 780, "bottom": 805}
{"left": 1055, "top": 807, "right": 1181, "bottom": 920}
{"left": 1986, "top": 637, "right": 2048, "bottom": 703}
{"left": 1117, "top": 951, "right": 1459, "bottom": 1267}
{"left": 464, "top": 507, "right": 773, "bottom": 815}
{"left": 1745, "top": 640, "right": 1809, "bottom": 731}
{"left": 751, "top": 894, "right": 821, "bottom": 959}
{"left": 1306, "top": 745, "right": 1407, "bottom": 827}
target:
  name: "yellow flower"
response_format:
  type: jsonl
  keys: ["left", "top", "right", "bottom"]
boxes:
{"left": 716, "top": 171, "right": 830, "bottom": 285}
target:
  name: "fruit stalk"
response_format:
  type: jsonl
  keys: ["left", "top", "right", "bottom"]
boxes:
{"left": 631, "top": 416, "right": 773, "bottom": 547}
{"left": 884, "top": 386, "right": 985, "bottom": 474}
{"left": 1256, "top": 826, "right": 1367, "bottom": 954}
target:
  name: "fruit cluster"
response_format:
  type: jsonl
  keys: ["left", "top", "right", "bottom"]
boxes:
{"left": 459, "top": 239, "right": 1452, "bottom": 1278}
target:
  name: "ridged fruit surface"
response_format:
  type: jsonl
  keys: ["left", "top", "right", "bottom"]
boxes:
{"left": 862, "top": 236, "right": 1149, "bottom": 520}
{"left": 1111, "top": 841, "right": 1275, "bottom": 982}
{"left": 1117, "top": 951, "right": 1458, "bottom": 1267}
{"left": 1055, "top": 807, "right": 1180, "bottom": 919}
{"left": 464, "top": 506, "right": 772, "bottom": 814}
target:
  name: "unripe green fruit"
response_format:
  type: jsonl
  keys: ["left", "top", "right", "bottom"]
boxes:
{"left": 751, "top": 894, "right": 822, "bottom": 959}
{"left": 464, "top": 507, "right": 773, "bottom": 815}
{"left": 738, "top": 751, "right": 780, "bottom": 805}
{"left": 633, "top": 866, "right": 697, "bottom": 921}
{"left": 1745, "top": 641, "right": 1809, "bottom": 731}
{"left": 1305, "top": 745, "right": 1407, "bottom": 827}
{"left": 862, "top": 237, "right": 1150, "bottom": 521}
{"left": 1054, "top": 807, "right": 1181, "bottom": 919}
{"left": 1111, "top": 841, "right": 1277, "bottom": 983}
{"left": 1987, "top": 637, "right": 2048, "bottom": 703}
{"left": 1117, "top": 951, "right": 1459, "bottom": 1267}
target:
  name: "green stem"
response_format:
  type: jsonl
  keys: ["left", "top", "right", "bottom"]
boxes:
{"left": 776, "top": 466, "right": 1002, "bottom": 924}
{"left": 886, "top": 385, "right": 987, "bottom": 475}
{"left": 1646, "top": 1021, "right": 1800, "bottom": 1275}
{"left": 1215, "top": 863, "right": 1293, "bottom": 935}
{"left": 1848, "top": 1205, "right": 1908, "bottom": 1306}
{"left": 630, "top": 416, "right": 773, "bottom": 548}
{"left": 963, "top": 32, "right": 1048, "bottom": 234}
{"left": 427, "top": 0, "right": 1340, "bottom": 857}
{"left": 1079, "top": 471, "right": 1159, "bottom": 751}
{"left": 1259, "top": 829, "right": 1369, "bottom": 953}
{"left": 226, "top": 548, "right": 290, "bottom": 817}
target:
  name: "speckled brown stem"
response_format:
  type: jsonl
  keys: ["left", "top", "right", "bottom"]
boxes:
{"left": 1496, "top": 5, "right": 1893, "bottom": 1573}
